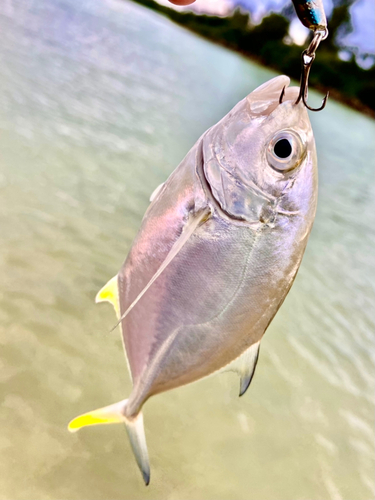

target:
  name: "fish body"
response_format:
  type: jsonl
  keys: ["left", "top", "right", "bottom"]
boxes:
{"left": 69, "top": 75, "right": 318, "bottom": 484}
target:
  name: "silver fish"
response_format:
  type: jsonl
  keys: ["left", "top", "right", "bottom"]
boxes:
{"left": 69, "top": 75, "right": 318, "bottom": 485}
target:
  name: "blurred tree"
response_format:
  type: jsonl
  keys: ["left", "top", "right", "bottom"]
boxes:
{"left": 251, "top": 13, "right": 290, "bottom": 41}
{"left": 243, "top": 13, "right": 289, "bottom": 60}
{"left": 325, "top": 0, "right": 355, "bottom": 51}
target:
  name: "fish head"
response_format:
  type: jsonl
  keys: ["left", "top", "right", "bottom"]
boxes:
{"left": 202, "top": 75, "right": 318, "bottom": 226}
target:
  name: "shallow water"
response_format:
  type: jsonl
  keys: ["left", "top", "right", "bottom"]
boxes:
{"left": 0, "top": 0, "right": 374, "bottom": 499}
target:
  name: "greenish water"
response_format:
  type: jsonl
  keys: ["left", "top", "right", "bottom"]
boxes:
{"left": 0, "top": 0, "right": 374, "bottom": 499}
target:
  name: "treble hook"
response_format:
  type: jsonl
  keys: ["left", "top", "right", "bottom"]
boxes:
{"left": 295, "top": 29, "right": 329, "bottom": 112}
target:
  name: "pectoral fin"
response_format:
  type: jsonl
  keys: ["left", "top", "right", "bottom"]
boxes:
{"left": 223, "top": 341, "right": 261, "bottom": 396}
{"left": 111, "top": 208, "right": 211, "bottom": 331}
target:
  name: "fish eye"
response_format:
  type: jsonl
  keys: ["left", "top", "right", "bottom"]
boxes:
{"left": 274, "top": 139, "right": 292, "bottom": 159}
{"left": 267, "top": 130, "right": 305, "bottom": 172}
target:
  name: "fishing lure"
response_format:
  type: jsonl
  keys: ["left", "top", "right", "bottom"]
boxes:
{"left": 292, "top": 0, "right": 329, "bottom": 111}
{"left": 291, "top": 0, "right": 327, "bottom": 31}
{"left": 69, "top": 75, "right": 319, "bottom": 484}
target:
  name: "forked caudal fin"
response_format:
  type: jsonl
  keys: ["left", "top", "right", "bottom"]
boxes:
{"left": 68, "top": 400, "right": 150, "bottom": 485}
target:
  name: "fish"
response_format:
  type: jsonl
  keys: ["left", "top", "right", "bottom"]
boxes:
{"left": 68, "top": 75, "right": 318, "bottom": 485}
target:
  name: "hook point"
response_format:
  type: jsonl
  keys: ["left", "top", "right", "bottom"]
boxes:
{"left": 295, "top": 31, "right": 328, "bottom": 112}
{"left": 302, "top": 90, "right": 329, "bottom": 112}
{"left": 279, "top": 86, "right": 286, "bottom": 104}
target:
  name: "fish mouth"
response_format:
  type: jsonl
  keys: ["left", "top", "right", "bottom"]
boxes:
{"left": 246, "top": 75, "right": 300, "bottom": 116}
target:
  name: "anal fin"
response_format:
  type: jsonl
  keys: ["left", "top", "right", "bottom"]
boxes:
{"left": 96, "top": 275, "right": 120, "bottom": 318}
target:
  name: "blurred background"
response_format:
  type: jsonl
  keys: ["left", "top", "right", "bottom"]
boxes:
{"left": 153, "top": 0, "right": 375, "bottom": 114}
{"left": 0, "top": 0, "right": 374, "bottom": 499}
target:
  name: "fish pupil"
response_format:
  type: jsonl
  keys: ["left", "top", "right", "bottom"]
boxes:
{"left": 274, "top": 139, "right": 292, "bottom": 159}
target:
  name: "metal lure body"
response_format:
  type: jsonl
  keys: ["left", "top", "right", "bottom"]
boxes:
{"left": 69, "top": 75, "right": 318, "bottom": 485}
{"left": 291, "top": 0, "right": 327, "bottom": 31}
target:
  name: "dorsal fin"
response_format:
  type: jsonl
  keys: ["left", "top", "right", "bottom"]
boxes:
{"left": 223, "top": 341, "right": 261, "bottom": 396}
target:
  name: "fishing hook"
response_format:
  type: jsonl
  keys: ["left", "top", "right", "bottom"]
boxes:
{"left": 295, "top": 29, "right": 329, "bottom": 111}
{"left": 279, "top": 85, "right": 286, "bottom": 104}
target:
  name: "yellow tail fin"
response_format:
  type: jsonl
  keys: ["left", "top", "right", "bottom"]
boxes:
{"left": 68, "top": 399, "right": 150, "bottom": 485}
